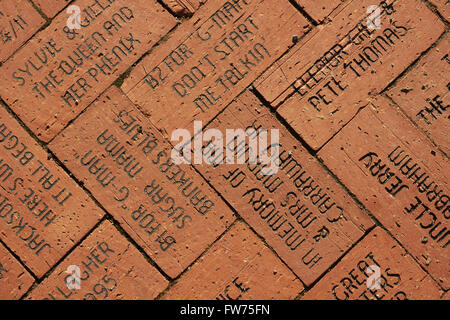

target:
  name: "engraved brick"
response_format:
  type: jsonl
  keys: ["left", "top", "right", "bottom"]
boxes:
{"left": 32, "top": 0, "right": 70, "bottom": 18}
{"left": 318, "top": 96, "right": 449, "bottom": 289}
{"left": 387, "top": 35, "right": 449, "bottom": 155}
{"left": 294, "top": 0, "right": 343, "bottom": 22}
{"left": 0, "top": 0, "right": 45, "bottom": 62}
{"left": 193, "top": 90, "right": 374, "bottom": 286}
{"left": 121, "top": 0, "right": 310, "bottom": 137}
{"left": 303, "top": 228, "right": 443, "bottom": 300}
{"left": 0, "top": 104, "right": 104, "bottom": 277}
{"left": 0, "top": 242, "right": 34, "bottom": 299}
{"left": 163, "top": 222, "right": 304, "bottom": 300}
{"left": 27, "top": 221, "right": 168, "bottom": 300}
{"left": 254, "top": 0, "right": 445, "bottom": 149}
{"left": 49, "top": 86, "right": 235, "bottom": 278}
{"left": 162, "top": 0, "right": 206, "bottom": 16}
{"left": 0, "top": 0, "right": 176, "bottom": 142}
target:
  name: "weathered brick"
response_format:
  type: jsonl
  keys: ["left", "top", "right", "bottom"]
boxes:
{"left": 163, "top": 222, "right": 303, "bottom": 300}
{"left": 294, "top": 0, "right": 343, "bottom": 22}
{"left": 387, "top": 34, "right": 449, "bottom": 155}
{"left": 431, "top": 0, "right": 449, "bottom": 20}
{"left": 0, "top": 242, "right": 34, "bottom": 299}
{"left": 162, "top": 0, "right": 206, "bottom": 16}
{"left": 49, "top": 86, "right": 235, "bottom": 278}
{"left": 303, "top": 228, "right": 443, "bottom": 300}
{"left": 0, "top": 0, "right": 45, "bottom": 62}
{"left": 32, "top": 0, "right": 70, "bottom": 18}
{"left": 0, "top": 0, "right": 176, "bottom": 142}
{"left": 319, "top": 96, "right": 449, "bottom": 289}
{"left": 193, "top": 90, "right": 373, "bottom": 285}
{"left": 254, "top": 0, "right": 445, "bottom": 149}
{"left": 0, "top": 103, "right": 104, "bottom": 277}
{"left": 28, "top": 221, "right": 168, "bottom": 300}
{"left": 121, "top": 0, "right": 310, "bottom": 137}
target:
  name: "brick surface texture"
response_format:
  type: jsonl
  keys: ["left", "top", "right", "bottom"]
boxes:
{"left": 0, "top": 0, "right": 447, "bottom": 301}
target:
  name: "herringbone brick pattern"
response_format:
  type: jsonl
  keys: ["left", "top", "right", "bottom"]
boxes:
{"left": 0, "top": 0, "right": 448, "bottom": 300}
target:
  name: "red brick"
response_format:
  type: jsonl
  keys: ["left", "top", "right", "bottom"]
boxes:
{"left": 0, "top": 242, "right": 34, "bottom": 299}
{"left": 193, "top": 90, "right": 373, "bottom": 286}
{"left": 387, "top": 35, "right": 449, "bottom": 155}
{"left": 32, "top": 0, "right": 70, "bottom": 18}
{"left": 294, "top": 0, "right": 343, "bottom": 22}
{"left": 0, "top": 0, "right": 45, "bottom": 62}
{"left": 318, "top": 96, "right": 449, "bottom": 289}
{"left": 254, "top": 0, "right": 445, "bottom": 149}
{"left": 431, "top": 0, "right": 450, "bottom": 20}
{"left": 303, "top": 228, "right": 443, "bottom": 300}
{"left": 162, "top": 0, "right": 206, "bottom": 16}
{"left": 0, "top": 0, "right": 176, "bottom": 143}
{"left": 163, "top": 222, "right": 303, "bottom": 299}
{"left": 27, "top": 220, "right": 168, "bottom": 300}
{"left": 121, "top": 0, "right": 310, "bottom": 137}
{"left": 49, "top": 86, "right": 235, "bottom": 278}
{"left": 0, "top": 104, "right": 104, "bottom": 277}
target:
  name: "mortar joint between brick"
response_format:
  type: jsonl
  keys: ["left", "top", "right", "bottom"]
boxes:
{"left": 422, "top": 0, "right": 450, "bottom": 25}
{"left": 41, "top": 147, "right": 177, "bottom": 285}
{"left": 188, "top": 160, "right": 309, "bottom": 289}
{"left": 297, "top": 225, "right": 377, "bottom": 298}
{"left": 102, "top": 213, "right": 173, "bottom": 282}
{"left": 315, "top": 154, "right": 447, "bottom": 291}
{"left": 382, "top": 93, "right": 449, "bottom": 160}
{"left": 288, "top": 0, "right": 319, "bottom": 26}
{"left": 155, "top": 219, "right": 242, "bottom": 300}
{"left": 0, "top": 237, "right": 39, "bottom": 284}
{"left": 380, "top": 28, "right": 449, "bottom": 95}
{"left": 250, "top": 86, "right": 318, "bottom": 156}
{"left": 155, "top": 0, "right": 183, "bottom": 20}
{"left": 21, "top": 215, "right": 109, "bottom": 299}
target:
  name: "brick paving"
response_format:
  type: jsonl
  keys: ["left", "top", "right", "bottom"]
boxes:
{"left": 0, "top": 0, "right": 448, "bottom": 300}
